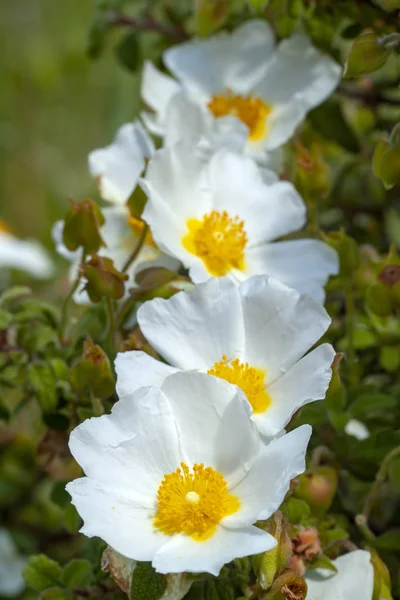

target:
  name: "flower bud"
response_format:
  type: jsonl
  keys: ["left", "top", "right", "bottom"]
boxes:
{"left": 130, "top": 267, "right": 194, "bottom": 302}
{"left": 195, "top": 0, "right": 229, "bottom": 36}
{"left": 81, "top": 255, "right": 128, "bottom": 302}
{"left": 293, "top": 467, "right": 338, "bottom": 513}
{"left": 62, "top": 199, "right": 105, "bottom": 254}
{"left": 365, "top": 282, "right": 393, "bottom": 317}
{"left": 344, "top": 30, "right": 391, "bottom": 78}
{"left": 69, "top": 337, "right": 115, "bottom": 398}
{"left": 256, "top": 512, "right": 293, "bottom": 590}
{"left": 373, "top": 126, "right": 400, "bottom": 190}
{"left": 294, "top": 143, "right": 332, "bottom": 200}
{"left": 322, "top": 230, "right": 360, "bottom": 278}
{"left": 264, "top": 569, "right": 307, "bottom": 600}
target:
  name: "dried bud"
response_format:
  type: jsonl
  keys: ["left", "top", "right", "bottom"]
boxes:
{"left": 256, "top": 512, "right": 293, "bottom": 590}
{"left": 294, "top": 143, "right": 332, "bottom": 200}
{"left": 322, "top": 230, "right": 360, "bottom": 278}
{"left": 63, "top": 199, "right": 105, "bottom": 254}
{"left": 292, "top": 527, "right": 322, "bottom": 561}
{"left": 69, "top": 338, "right": 115, "bottom": 398}
{"left": 344, "top": 30, "right": 391, "bottom": 78}
{"left": 264, "top": 569, "right": 307, "bottom": 600}
{"left": 81, "top": 255, "right": 128, "bottom": 302}
{"left": 294, "top": 467, "right": 338, "bottom": 513}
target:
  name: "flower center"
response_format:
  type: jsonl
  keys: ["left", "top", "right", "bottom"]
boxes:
{"left": 207, "top": 91, "right": 272, "bottom": 141}
{"left": 154, "top": 462, "right": 240, "bottom": 541}
{"left": 208, "top": 355, "right": 271, "bottom": 414}
{"left": 182, "top": 210, "right": 247, "bottom": 276}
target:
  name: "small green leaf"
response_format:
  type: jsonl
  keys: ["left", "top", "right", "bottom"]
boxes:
{"left": 39, "top": 589, "right": 69, "bottom": 600}
{"left": 130, "top": 562, "right": 167, "bottom": 600}
{"left": 281, "top": 497, "right": 311, "bottom": 524}
{"left": 23, "top": 555, "right": 62, "bottom": 591}
{"left": 375, "top": 530, "right": 400, "bottom": 551}
{"left": 308, "top": 554, "right": 338, "bottom": 572}
{"left": 116, "top": 32, "right": 141, "bottom": 72}
{"left": 64, "top": 503, "right": 81, "bottom": 533}
{"left": 62, "top": 559, "right": 93, "bottom": 588}
{"left": 27, "top": 362, "right": 58, "bottom": 413}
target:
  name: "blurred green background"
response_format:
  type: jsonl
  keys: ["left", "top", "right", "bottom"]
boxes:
{"left": 0, "top": 0, "right": 141, "bottom": 250}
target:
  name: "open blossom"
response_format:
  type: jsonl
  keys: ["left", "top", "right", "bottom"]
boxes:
{"left": 305, "top": 550, "right": 374, "bottom": 600}
{"left": 67, "top": 371, "right": 311, "bottom": 575}
{"left": 0, "top": 220, "right": 53, "bottom": 279}
{"left": 141, "top": 143, "right": 338, "bottom": 302}
{"left": 88, "top": 120, "right": 154, "bottom": 205}
{"left": 141, "top": 20, "right": 341, "bottom": 160}
{"left": 116, "top": 276, "right": 334, "bottom": 437}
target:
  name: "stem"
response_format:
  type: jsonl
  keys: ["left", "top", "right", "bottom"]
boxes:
{"left": 104, "top": 297, "right": 117, "bottom": 357}
{"left": 106, "top": 11, "right": 188, "bottom": 42}
{"left": 362, "top": 445, "right": 400, "bottom": 519}
{"left": 59, "top": 251, "right": 86, "bottom": 341}
{"left": 344, "top": 279, "right": 357, "bottom": 386}
{"left": 122, "top": 223, "right": 149, "bottom": 273}
{"left": 116, "top": 295, "right": 137, "bottom": 329}
{"left": 355, "top": 514, "right": 376, "bottom": 542}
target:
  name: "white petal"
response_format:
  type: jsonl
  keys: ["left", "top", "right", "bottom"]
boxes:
{"left": 88, "top": 120, "right": 154, "bottom": 205}
{"left": 0, "top": 232, "right": 53, "bottom": 279}
{"left": 260, "top": 100, "right": 307, "bottom": 151}
{"left": 246, "top": 239, "right": 339, "bottom": 303}
{"left": 153, "top": 525, "right": 275, "bottom": 576}
{"left": 345, "top": 419, "right": 370, "bottom": 441}
{"left": 164, "top": 92, "right": 210, "bottom": 147}
{"left": 240, "top": 275, "right": 331, "bottom": 379}
{"left": 141, "top": 61, "right": 181, "bottom": 123}
{"left": 259, "top": 344, "right": 334, "bottom": 436}
{"left": 0, "top": 529, "right": 26, "bottom": 597}
{"left": 305, "top": 550, "right": 374, "bottom": 600}
{"left": 68, "top": 386, "right": 181, "bottom": 500}
{"left": 138, "top": 277, "right": 244, "bottom": 370}
{"left": 115, "top": 351, "right": 178, "bottom": 399}
{"left": 207, "top": 151, "right": 306, "bottom": 243}
{"left": 160, "top": 372, "right": 259, "bottom": 482}
{"left": 225, "top": 425, "right": 311, "bottom": 525}
{"left": 164, "top": 20, "right": 275, "bottom": 97}
{"left": 67, "top": 477, "right": 166, "bottom": 561}
{"left": 198, "top": 115, "right": 249, "bottom": 157}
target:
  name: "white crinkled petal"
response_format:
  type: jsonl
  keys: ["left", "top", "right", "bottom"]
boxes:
{"left": 240, "top": 275, "right": 331, "bottom": 380}
{"left": 160, "top": 372, "right": 259, "bottom": 483}
{"left": 115, "top": 351, "right": 178, "bottom": 400}
{"left": 258, "top": 344, "right": 334, "bottom": 436}
{"left": 141, "top": 61, "right": 181, "bottom": 129}
{"left": 88, "top": 120, "right": 154, "bottom": 205}
{"left": 68, "top": 386, "right": 181, "bottom": 501}
{"left": 164, "top": 92, "right": 210, "bottom": 147}
{"left": 164, "top": 20, "right": 275, "bottom": 97}
{"left": 305, "top": 550, "right": 374, "bottom": 600}
{"left": 223, "top": 425, "right": 311, "bottom": 525}
{"left": 246, "top": 239, "right": 339, "bottom": 303}
{"left": 67, "top": 478, "right": 166, "bottom": 561}
{"left": 152, "top": 525, "right": 275, "bottom": 576}
{"left": 0, "top": 232, "right": 54, "bottom": 279}
{"left": 138, "top": 277, "right": 244, "bottom": 370}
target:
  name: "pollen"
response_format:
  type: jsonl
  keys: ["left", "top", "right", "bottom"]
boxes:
{"left": 208, "top": 91, "right": 272, "bottom": 141}
{"left": 208, "top": 356, "right": 271, "bottom": 414}
{"left": 154, "top": 462, "right": 240, "bottom": 541}
{"left": 182, "top": 210, "right": 247, "bottom": 276}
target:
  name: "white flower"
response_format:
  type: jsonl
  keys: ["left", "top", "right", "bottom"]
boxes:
{"left": 344, "top": 419, "right": 370, "bottom": 441}
{"left": 0, "top": 529, "right": 26, "bottom": 597}
{"left": 67, "top": 371, "right": 311, "bottom": 575}
{"left": 88, "top": 120, "right": 154, "bottom": 205}
{"left": 141, "top": 143, "right": 338, "bottom": 302}
{"left": 0, "top": 222, "right": 53, "bottom": 280}
{"left": 116, "top": 276, "right": 334, "bottom": 437}
{"left": 52, "top": 206, "right": 178, "bottom": 304}
{"left": 141, "top": 20, "right": 341, "bottom": 159}
{"left": 305, "top": 550, "right": 374, "bottom": 600}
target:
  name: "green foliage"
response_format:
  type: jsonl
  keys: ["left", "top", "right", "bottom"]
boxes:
{"left": 130, "top": 562, "right": 168, "bottom": 600}
{"left": 23, "top": 555, "right": 63, "bottom": 591}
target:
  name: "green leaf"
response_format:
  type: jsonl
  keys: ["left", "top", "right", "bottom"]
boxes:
{"left": 130, "top": 562, "right": 167, "bottom": 600}
{"left": 43, "top": 412, "right": 70, "bottom": 432}
{"left": 281, "top": 497, "right": 311, "bottom": 524}
{"left": 0, "top": 308, "right": 13, "bottom": 329}
{"left": 308, "top": 554, "right": 338, "bottom": 572}
{"left": 375, "top": 530, "right": 400, "bottom": 551}
{"left": 27, "top": 362, "right": 58, "bottom": 413}
{"left": 116, "top": 32, "right": 141, "bottom": 72}
{"left": 62, "top": 559, "right": 93, "bottom": 588}
{"left": 344, "top": 30, "right": 392, "bottom": 78}
{"left": 51, "top": 482, "right": 71, "bottom": 508}
{"left": 64, "top": 503, "right": 81, "bottom": 533}
{"left": 23, "top": 555, "right": 62, "bottom": 591}
{"left": 0, "top": 286, "right": 31, "bottom": 309}
{"left": 39, "top": 589, "right": 69, "bottom": 600}
{"left": 247, "top": 0, "right": 270, "bottom": 10}
{"left": 308, "top": 101, "right": 360, "bottom": 153}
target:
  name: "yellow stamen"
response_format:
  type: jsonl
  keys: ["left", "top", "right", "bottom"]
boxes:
{"left": 0, "top": 220, "right": 12, "bottom": 235}
{"left": 128, "top": 215, "right": 155, "bottom": 247}
{"left": 182, "top": 210, "right": 247, "bottom": 276}
{"left": 154, "top": 462, "right": 240, "bottom": 541}
{"left": 208, "top": 355, "right": 271, "bottom": 414}
{"left": 208, "top": 91, "right": 272, "bottom": 141}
